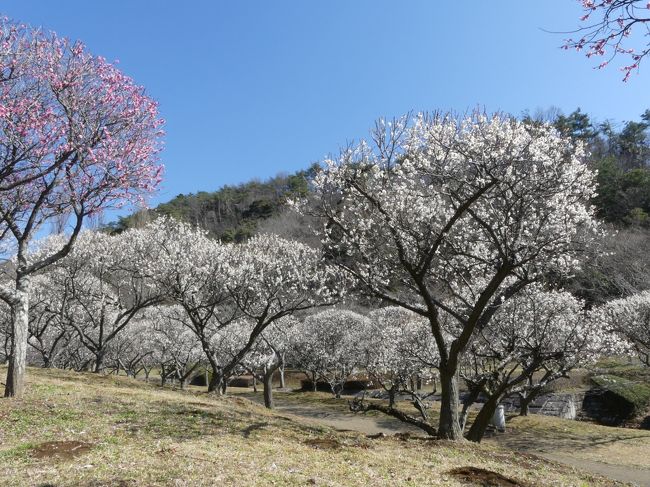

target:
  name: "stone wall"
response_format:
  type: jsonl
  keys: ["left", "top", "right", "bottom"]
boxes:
{"left": 500, "top": 393, "right": 583, "bottom": 420}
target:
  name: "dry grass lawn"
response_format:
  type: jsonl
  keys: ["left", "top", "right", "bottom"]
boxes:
{"left": 0, "top": 367, "right": 626, "bottom": 487}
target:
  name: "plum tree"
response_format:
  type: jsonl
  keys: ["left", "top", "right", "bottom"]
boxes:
{"left": 461, "top": 287, "right": 609, "bottom": 442}
{"left": 303, "top": 112, "right": 599, "bottom": 439}
{"left": 0, "top": 18, "right": 163, "bottom": 397}
{"left": 292, "top": 309, "right": 370, "bottom": 398}
{"left": 351, "top": 306, "right": 440, "bottom": 435}
{"left": 563, "top": 1, "right": 650, "bottom": 80}
{"left": 27, "top": 231, "right": 164, "bottom": 373}
{"left": 598, "top": 291, "right": 650, "bottom": 365}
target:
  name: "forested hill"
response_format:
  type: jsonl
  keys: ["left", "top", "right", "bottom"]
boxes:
{"left": 106, "top": 164, "right": 320, "bottom": 242}
{"left": 109, "top": 109, "right": 650, "bottom": 239}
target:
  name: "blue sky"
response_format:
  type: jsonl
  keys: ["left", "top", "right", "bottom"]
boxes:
{"left": 3, "top": 1, "right": 649, "bottom": 215}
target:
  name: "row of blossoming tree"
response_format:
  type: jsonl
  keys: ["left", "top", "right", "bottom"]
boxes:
{"left": 2, "top": 106, "right": 646, "bottom": 442}
{"left": 0, "top": 241, "right": 639, "bottom": 444}
{"left": 0, "top": 17, "right": 646, "bottom": 444}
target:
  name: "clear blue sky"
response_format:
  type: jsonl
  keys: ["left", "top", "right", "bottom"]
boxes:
{"left": 3, "top": 1, "right": 648, "bottom": 214}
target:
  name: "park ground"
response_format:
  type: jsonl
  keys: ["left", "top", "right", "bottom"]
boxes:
{"left": 0, "top": 367, "right": 648, "bottom": 487}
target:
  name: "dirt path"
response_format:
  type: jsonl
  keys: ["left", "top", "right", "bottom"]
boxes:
{"left": 537, "top": 453, "right": 650, "bottom": 487}
{"left": 242, "top": 392, "right": 424, "bottom": 435}
{"left": 270, "top": 403, "right": 425, "bottom": 435}
{"left": 489, "top": 425, "right": 650, "bottom": 487}
{"left": 244, "top": 392, "right": 650, "bottom": 487}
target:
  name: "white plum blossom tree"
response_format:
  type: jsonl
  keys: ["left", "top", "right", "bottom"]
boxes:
{"left": 0, "top": 301, "right": 12, "bottom": 363}
{"left": 134, "top": 218, "right": 239, "bottom": 392}
{"left": 148, "top": 306, "right": 204, "bottom": 387}
{"left": 33, "top": 231, "right": 164, "bottom": 373}
{"left": 351, "top": 306, "right": 439, "bottom": 435}
{"left": 598, "top": 291, "right": 650, "bottom": 366}
{"left": 135, "top": 218, "right": 343, "bottom": 394}
{"left": 26, "top": 274, "right": 73, "bottom": 368}
{"left": 219, "top": 233, "right": 344, "bottom": 394}
{"left": 365, "top": 307, "right": 439, "bottom": 403}
{"left": 303, "top": 112, "right": 600, "bottom": 439}
{"left": 237, "top": 316, "right": 300, "bottom": 408}
{"left": 460, "top": 287, "right": 608, "bottom": 442}
{"left": 107, "top": 318, "right": 158, "bottom": 379}
{"left": 292, "top": 309, "right": 370, "bottom": 398}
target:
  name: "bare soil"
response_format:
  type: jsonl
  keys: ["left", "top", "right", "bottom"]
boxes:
{"left": 30, "top": 440, "right": 93, "bottom": 460}
{"left": 447, "top": 466, "right": 529, "bottom": 487}
{"left": 303, "top": 438, "right": 342, "bottom": 450}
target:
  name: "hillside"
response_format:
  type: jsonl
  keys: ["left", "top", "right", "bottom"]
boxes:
{"left": 107, "top": 165, "right": 319, "bottom": 242}
{"left": 0, "top": 367, "right": 623, "bottom": 487}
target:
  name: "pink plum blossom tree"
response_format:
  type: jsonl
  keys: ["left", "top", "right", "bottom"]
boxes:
{"left": 563, "top": 1, "right": 650, "bottom": 80}
{"left": 0, "top": 18, "right": 164, "bottom": 397}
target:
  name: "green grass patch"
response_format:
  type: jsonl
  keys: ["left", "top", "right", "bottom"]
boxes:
{"left": 591, "top": 374, "right": 650, "bottom": 414}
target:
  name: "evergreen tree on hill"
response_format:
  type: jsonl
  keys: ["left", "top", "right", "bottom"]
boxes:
{"left": 106, "top": 164, "right": 319, "bottom": 242}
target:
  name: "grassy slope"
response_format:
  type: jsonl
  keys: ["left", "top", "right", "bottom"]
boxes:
{"left": 0, "top": 368, "right": 623, "bottom": 487}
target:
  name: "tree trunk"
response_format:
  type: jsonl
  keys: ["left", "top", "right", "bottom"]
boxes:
{"left": 263, "top": 366, "right": 278, "bottom": 409}
{"left": 437, "top": 366, "right": 463, "bottom": 440}
{"left": 466, "top": 395, "right": 501, "bottom": 443}
{"left": 520, "top": 400, "right": 529, "bottom": 416}
{"left": 388, "top": 387, "right": 396, "bottom": 408}
{"left": 311, "top": 371, "right": 317, "bottom": 392}
{"left": 94, "top": 350, "right": 105, "bottom": 373}
{"left": 4, "top": 278, "right": 29, "bottom": 398}
{"left": 519, "top": 390, "right": 538, "bottom": 416}
{"left": 208, "top": 369, "right": 222, "bottom": 393}
{"left": 350, "top": 399, "right": 437, "bottom": 436}
{"left": 279, "top": 362, "right": 286, "bottom": 389}
{"left": 460, "top": 385, "right": 482, "bottom": 433}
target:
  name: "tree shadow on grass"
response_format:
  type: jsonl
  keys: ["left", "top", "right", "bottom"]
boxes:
{"left": 491, "top": 425, "right": 650, "bottom": 454}
{"left": 106, "top": 397, "right": 335, "bottom": 443}
{"left": 241, "top": 422, "right": 269, "bottom": 438}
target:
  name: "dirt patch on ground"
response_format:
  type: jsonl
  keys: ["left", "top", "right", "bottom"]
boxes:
{"left": 447, "top": 466, "right": 528, "bottom": 487}
{"left": 31, "top": 440, "right": 93, "bottom": 460}
{"left": 304, "top": 438, "right": 342, "bottom": 450}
